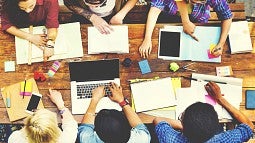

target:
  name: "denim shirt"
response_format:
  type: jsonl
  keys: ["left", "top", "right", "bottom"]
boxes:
{"left": 78, "top": 123, "right": 151, "bottom": 143}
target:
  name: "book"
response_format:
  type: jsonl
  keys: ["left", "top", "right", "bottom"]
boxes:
{"left": 15, "top": 22, "right": 83, "bottom": 64}
{"left": 1, "top": 78, "right": 44, "bottom": 122}
{"left": 228, "top": 21, "right": 253, "bottom": 54}
{"left": 130, "top": 77, "right": 177, "bottom": 113}
{"left": 88, "top": 25, "right": 129, "bottom": 54}
{"left": 158, "top": 25, "right": 221, "bottom": 63}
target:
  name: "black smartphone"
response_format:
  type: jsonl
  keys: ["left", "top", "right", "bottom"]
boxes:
{"left": 26, "top": 93, "right": 42, "bottom": 114}
{"left": 245, "top": 90, "right": 255, "bottom": 109}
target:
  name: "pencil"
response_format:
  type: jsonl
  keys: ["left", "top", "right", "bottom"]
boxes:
{"left": 28, "top": 25, "right": 33, "bottom": 65}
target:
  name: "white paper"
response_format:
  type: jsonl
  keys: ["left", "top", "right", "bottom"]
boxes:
{"left": 15, "top": 22, "right": 83, "bottom": 64}
{"left": 130, "top": 77, "right": 177, "bottom": 112}
{"left": 88, "top": 25, "right": 129, "bottom": 54}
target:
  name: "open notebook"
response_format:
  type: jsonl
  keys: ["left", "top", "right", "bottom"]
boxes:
{"left": 158, "top": 25, "right": 221, "bottom": 63}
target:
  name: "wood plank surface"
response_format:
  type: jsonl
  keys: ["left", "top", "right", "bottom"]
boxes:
{"left": 0, "top": 23, "right": 254, "bottom": 124}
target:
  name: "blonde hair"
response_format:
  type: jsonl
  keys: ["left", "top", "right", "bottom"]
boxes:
{"left": 24, "top": 109, "right": 61, "bottom": 143}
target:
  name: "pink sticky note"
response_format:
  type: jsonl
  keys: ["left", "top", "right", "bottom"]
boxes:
{"left": 207, "top": 49, "right": 219, "bottom": 59}
{"left": 205, "top": 94, "right": 216, "bottom": 106}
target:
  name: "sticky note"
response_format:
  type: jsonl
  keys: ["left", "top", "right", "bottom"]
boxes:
{"left": 138, "top": 60, "right": 151, "bottom": 74}
{"left": 216, "top": 66, "right": 233, "bottom": 77}
{"left": 207, "top": 49, "right": 219, "bottom": 59}
{"left": 20, "top": 81, "right": 33, "bottom": 96}
{"left": 4, "top": 61, "right": 15, "bottom": 72}
{"left": 48, "top": 61, "right": 61, "bottom": 77}
{"left": 205, "top": 94, "right": 216, "bottom": 106}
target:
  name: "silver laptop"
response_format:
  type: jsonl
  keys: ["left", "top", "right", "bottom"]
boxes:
{"left": 69, "top": 59, "right": 121, "bottom": 114}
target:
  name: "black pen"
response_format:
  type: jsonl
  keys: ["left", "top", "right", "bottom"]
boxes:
{"left": 181, "top": 76, "right": 227, "bottom": 84}
{"left": 23, "top": 79, "right": 26, "bottom": 99}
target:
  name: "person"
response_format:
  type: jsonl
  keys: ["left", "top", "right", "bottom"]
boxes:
{"left": 1, "top": 0, "right": 59, "bottom": 61}
{"left": 8, "top": 89, "right": 78, "bottom": 143}
{"left": 78, "top": 82, "right": 151, "bottom": 143}
{"left": 63, "top": 0, "right": 137, "bottom": 34}
{"left": 139, "top": 0, "right": 233, "bottom": 58}
{"left": 153, "top": 81, "right": 254, "bottom": 143}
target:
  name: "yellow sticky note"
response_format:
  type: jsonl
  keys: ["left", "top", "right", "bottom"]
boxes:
{"left": 171, "top": 77, "right": 181, "bottom": 95}
{"left": 209, "top": 44, "right": 216, "bottom": 54}
{"left": 20, "top": 81, "right": 33, "bottom": 96}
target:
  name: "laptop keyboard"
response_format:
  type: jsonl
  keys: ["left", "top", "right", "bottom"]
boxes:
{"left": 76, "top": 83, "right": 111, "bottom": 99}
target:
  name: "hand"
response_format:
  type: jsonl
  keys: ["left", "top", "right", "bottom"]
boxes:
{"left": 211, "top": 44, "right": 223, "bottom": 57}
{"left": 183, "top": 21, "right": 199, "bottom": 41}
{"left": 90, "top": 14, "right": 114, "bottom": 34}
{"left": 109, "top": 13, "right": 124, "bottom": 24}
{"left": 27, "top": 34, "right": 47, "bottom": 48}
{"left": 139, "top": 38, "right": 152, "bottom": 58}
{"left": 43, "top": 47, "right": 54, "bottom": 62}
{"left": 47, "top": 89, "right": 65, "bottom": 109}
{"left": 108, "top": 82, "right": 124, "bottom": 103}
{"left": 204, "top": 82, "right": 222, "bottom": 101}
{"left": 91, "top": 86, "right": 105, "bottom": 102}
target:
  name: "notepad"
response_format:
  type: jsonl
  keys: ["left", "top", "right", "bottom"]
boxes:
{"left": 130, "top": 77, "right": 176, "bottom": 112}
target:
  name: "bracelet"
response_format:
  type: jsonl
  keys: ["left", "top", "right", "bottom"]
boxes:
{"left": 59, "top": 108, "right": 67, "bottom": 119}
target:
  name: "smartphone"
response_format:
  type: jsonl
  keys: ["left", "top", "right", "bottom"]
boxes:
{"left": 26, "top": 92, "right": 42, "bottom": 114}
{"left": 245, "top": 90, "right": 255, "bottom": 109}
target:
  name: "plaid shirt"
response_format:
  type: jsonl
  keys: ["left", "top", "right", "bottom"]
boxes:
{"left": 155, "top": 121, "right": 253, "bottom": 143}
{"left": 150, "top": 0, "right": 232, "bottom": 23}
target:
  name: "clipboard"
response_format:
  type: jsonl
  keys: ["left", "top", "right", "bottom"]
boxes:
{"left": 1, "top": 78, "right": 44, "bottom": 122}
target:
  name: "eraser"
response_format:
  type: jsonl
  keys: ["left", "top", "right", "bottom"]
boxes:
{"left": 4, "top": 61, "right": 15, "bottom": 72}
{"left": 48, "top": 61, "right": 61, "bottom": 77}
{"left": 138, "top": 60, "right": 151, "bottom": 74}
{"left": 20, "top": 81, "right": 33, "bottom": 96}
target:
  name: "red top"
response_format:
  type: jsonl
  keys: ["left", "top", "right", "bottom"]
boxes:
{"left": 1, "top": 0, "right": 59, "bottom": 30}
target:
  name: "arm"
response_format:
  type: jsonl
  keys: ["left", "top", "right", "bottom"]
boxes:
{"left": 108, "top": 82, "right": 143, "bottom": 127}
{"left": 153, "top": 117, "right": 183, "bottom": 130}
{"left": 139, "top": 7, "right": 161, "bottom": 58}
{"left": 211, "top": 18, "right": 232, "bottom": 56}
{"left": 205, "top": 82, "right": 254, "bottom": 130}
{"left": 110, "top": 0, "right": 138, "bottom": 24}
{"left": 176, "top": 0, "right": 198, "bottom": 41}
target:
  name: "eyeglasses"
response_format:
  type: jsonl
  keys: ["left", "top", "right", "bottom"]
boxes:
{"left": 178, "top": 112, "right": 185, "bottom": 122}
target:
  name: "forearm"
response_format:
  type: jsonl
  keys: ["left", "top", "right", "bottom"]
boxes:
{"left": 81, "top": 99, "right": 98, "bottom": 124}
{"left": 144, "top": 7, "right": 161, "bottom": 40}
{"left": 122, "top": 105, "right": 143, "bottom": 127}
{"left": 60, "top": 107, "right": 77, "bottom": 123}
{"left": 176, "top": 1, "right": 190, "bottom": 23}
{"left": 218, "top": 18, "right": 232, "bottom": 47}
{"left": 47, "top": 28, "right": 58, "bottom": 41}
{"left": 153, "top": 117, "right": 183, "bottom": 130}
{"left": 6, "top": 26, "right": 33, "bottom": 41}
{"left": 116, "top": 0, "right": 138, "bottom": 19}
{"left": 218, "top": 97, "right": 254, "bottom": 130}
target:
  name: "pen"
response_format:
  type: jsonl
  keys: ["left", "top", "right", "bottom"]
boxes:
{"left": 181, "top": 76, "right": 227, "bottom": 84}
{"left": 23, "top": 78, "right": 27, "bottom": 99}
{"left": 213, "top": 47, "right": 222, "bottom": 53}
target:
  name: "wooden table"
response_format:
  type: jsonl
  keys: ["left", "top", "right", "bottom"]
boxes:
{"left": 0, "top": 23, "right": 255, "bottom": 124}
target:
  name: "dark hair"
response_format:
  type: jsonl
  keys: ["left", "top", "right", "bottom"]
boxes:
{"left": 94, "top": 109, "right": 131, "bottom": 143}
{"left": 2, "top": 0, "right": 30, "bottom": 28}
{"left": 182, "top": 102, "right": 222, "bottom": 143}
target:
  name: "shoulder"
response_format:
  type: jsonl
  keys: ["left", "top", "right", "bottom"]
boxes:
{"left": 8, "top": 130, "right": 28, "bottom": 143}
{"left": 128, "top": 124, "right": 151, "bottom": 143}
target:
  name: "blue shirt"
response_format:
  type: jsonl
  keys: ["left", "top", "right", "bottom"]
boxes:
{"left": 155, "top": 121, "right": 253, "bottom": 143}
{"left": 150, "top": 0, "right": 232, "bottom": 23}
{"left": 78, "top": 123, "right": 151, "bottom": 143}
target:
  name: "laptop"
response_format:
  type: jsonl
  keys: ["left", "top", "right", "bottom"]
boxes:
{"left": 69, "top": 59, "right": 122, "bottom": 114}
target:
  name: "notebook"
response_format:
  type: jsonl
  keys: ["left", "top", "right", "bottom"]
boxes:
{"left": 158, "top": 26, "right": 221, "bottom": 63}
{"left": 88, "top": 25, "right": 129, "bottom": 54}
{"left": 69, "top": 59, "right": 122, "bottom": 114}
{"left": 130, "top": 77, "right": 177, "bottom": 112}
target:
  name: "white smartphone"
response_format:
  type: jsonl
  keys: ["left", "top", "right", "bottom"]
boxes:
{"left": 25, "top": 92, "right": 42, "bottom": 114}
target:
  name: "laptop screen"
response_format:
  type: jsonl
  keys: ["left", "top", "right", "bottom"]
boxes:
{"left": 69, "top": 59, "right": 119, "bottom": 82}
{"left": 159, "top": 31, "right": 180, "bottom": 57}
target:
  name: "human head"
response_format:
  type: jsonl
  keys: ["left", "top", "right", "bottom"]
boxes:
{"left": 18, "top": 0, "right": 36, "bottom": 13}
{"left": 24, "top": 109, "right": 61, "bottom": 143}
{"left": 94, "top": 109, "right": 131, "bottom": 143}
{"left": 182, "top": 102, "right": 222, "bottom": 143}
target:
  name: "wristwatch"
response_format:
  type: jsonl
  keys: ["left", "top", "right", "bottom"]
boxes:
{"left": 119, "top": 98, "right": 129, "bottom": 108}
{"left": 46, "top": 40, "right": 55, "bottom": 48}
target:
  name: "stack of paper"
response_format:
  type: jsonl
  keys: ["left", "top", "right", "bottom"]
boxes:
{"left": 158, "top": 25, "right": 221, "bottom": 63}
{"left": 228, "top": 21, "right": 253, "bottom": 54}
{"left": 88, "top": 25, "right": 129, "bottom": 54}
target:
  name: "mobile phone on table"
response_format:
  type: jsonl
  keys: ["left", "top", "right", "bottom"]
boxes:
{"left": 245, "top": 90, "right": 255, "bottom": 109}
{"left": 26, "top": 92, "right": 42, "bottom": 114}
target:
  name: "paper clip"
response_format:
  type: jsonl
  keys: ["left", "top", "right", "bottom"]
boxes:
{"left": 181, "top": 63, "right": 196, "bottom": 72}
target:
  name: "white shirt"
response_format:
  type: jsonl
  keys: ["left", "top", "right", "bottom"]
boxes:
{"left": 88, "top": 0, "right": 115, "bottom": 17}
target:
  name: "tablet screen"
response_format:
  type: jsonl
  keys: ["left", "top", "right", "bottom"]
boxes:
{"left": 159, "top": 31, "right": 180, "bottom": 58}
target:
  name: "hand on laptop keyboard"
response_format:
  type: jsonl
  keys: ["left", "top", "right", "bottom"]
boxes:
{"left": 77, "top": 83, "right": 112, "bottom": 99}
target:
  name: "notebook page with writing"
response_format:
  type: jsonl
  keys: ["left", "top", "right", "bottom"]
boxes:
{"left": 130, "top": 77, "right": 176, "bottom": 112}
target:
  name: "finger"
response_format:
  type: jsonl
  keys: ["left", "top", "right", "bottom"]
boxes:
{"left": 49, "top": 89, "right": 53, "bottom": 94}
{"left": 190, "top": 34, "right": 199, "bottom": 42}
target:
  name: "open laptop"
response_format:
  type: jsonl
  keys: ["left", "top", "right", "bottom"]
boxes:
{"left": 69, "top": 59, "right": 122, "bottom": 114}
